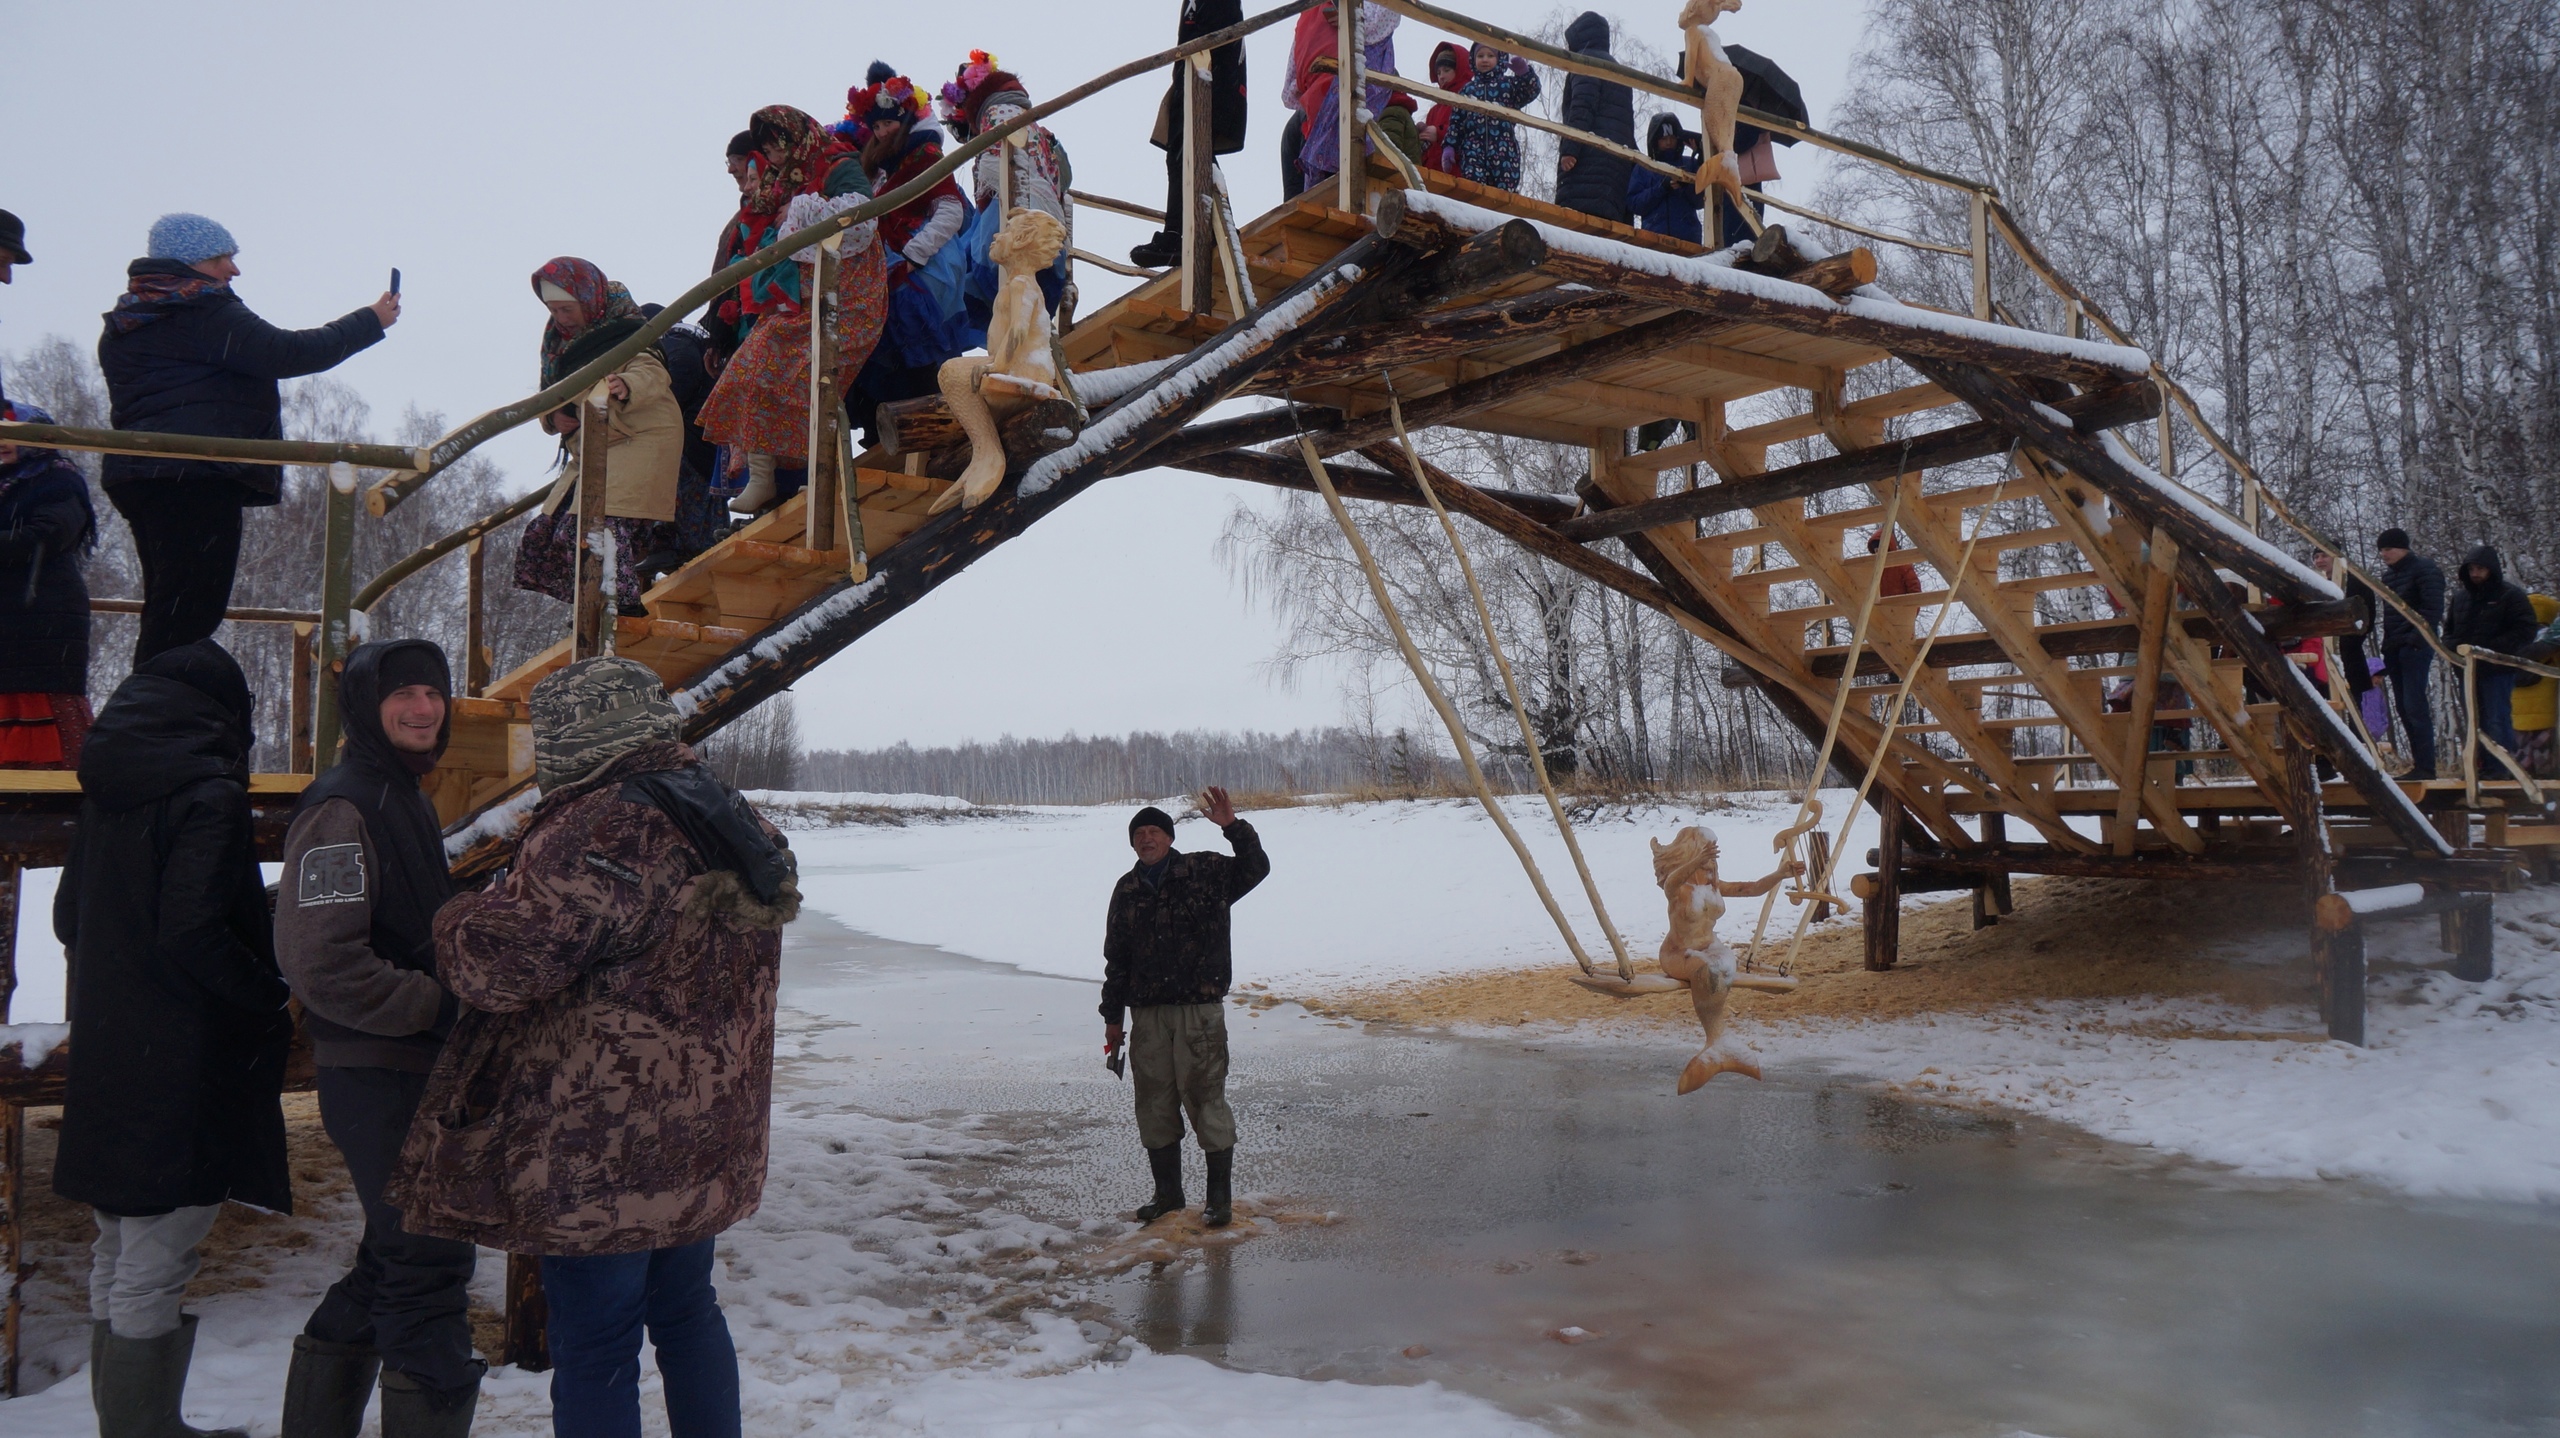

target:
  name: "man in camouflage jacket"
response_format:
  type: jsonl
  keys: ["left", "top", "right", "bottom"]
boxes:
{"left": 390, "top": 657, "right": 797, "bottom": 1435}
{"left": 1102, "top": 788, "right": 1270, "bottom": 1228}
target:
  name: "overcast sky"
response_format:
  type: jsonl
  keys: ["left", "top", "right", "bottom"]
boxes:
{"left": 1, "top": 0, "right": 1867, "bottom": 751}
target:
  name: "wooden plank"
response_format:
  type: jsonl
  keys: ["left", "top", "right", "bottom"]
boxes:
{"left": 2112, "top": 528, "right": 2176, "bottom": 854}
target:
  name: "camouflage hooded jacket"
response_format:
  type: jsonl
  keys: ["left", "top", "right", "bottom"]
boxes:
{"left": 389, "top": 741, "right": 799, "bottom": 1256}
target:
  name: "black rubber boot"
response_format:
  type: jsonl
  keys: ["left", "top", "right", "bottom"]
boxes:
{"left": 89, "top": 1320, "right": 107, "bottom": 1417}
{"left": 1129, "top": 231, "right": 1182, "bottom": 268}
{"left": 1203, "top": 1147, "right": 1235, "bottom": 1229}
{"left": 95, "top": 1312, "right": 250, "bottom": 1438}
{"left": 280, "top": 1335, "right": 382, "bottom": 1438}
{"left": 379, "top": 1364, "right": 486, "bottom": 1438}
{"left": 1133, "top": 1142, "right": 1186, "bottom": 1222}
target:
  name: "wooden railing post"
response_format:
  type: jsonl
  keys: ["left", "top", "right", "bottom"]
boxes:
{"left": 571, "top": 384, "right": 613, "bottom": 661}
{"left": 1968, "top": 190, "right": 1991, "bottom": 320}
{"left": 2462, "top": 649, "right": 2482, "bottom": 808}
{"left": 464, "top": 537, "right": 490, "bottom": 696}
{"left": 290, "top": 621, "right": 316, "bottom": 774}
{"left": 1337, "top": 0, "right": 1366, "bottom": 214}
{"left": 0, "top": 860, "right": 17, "bottom": 1396}
{"left": 1179, "top": 51, "right": 1216, "bottom": 314}
{"left": 805, "top": 233, "right": 844, "bottom": 555}
{"left": 313, "top": 461, "right": 359, "bottom": 771}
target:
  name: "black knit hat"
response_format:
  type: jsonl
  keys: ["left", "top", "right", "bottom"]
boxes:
{"left": 1129, "top": 805, "right": 1176, "bottom": 838}
{"left": 2377, "top": 527, "right": 2412, "bottom": 550}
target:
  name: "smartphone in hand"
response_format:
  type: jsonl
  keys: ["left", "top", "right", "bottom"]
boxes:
{"left": 390, "top": 267, "right": 402, "bottom": 296}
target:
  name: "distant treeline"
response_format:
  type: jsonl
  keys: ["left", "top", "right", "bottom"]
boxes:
{"left": 798, "top": 727, "right": 1467, "bottom": 806}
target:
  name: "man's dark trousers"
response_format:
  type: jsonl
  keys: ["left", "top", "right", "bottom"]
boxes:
{"left": 304, "top": 1066, "right": 479, "bottom": 1390}
{"left": 2385, "top": 644, "right": 2437, "bottom": 776}
{"left": 108, "top": 477, "right": 247, "bottom": 662}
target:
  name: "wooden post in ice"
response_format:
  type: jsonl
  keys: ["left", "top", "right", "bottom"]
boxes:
{"left": 502, "top": 1253, "right": 549, "bottom": 1371}
{"left": 1864, "top": 789, "right": 1903, "bottom": 970}
{"left": 2312, "top": 893, "right": 2364, "bottom": 1045}
{"left": 572, "top": 381, "right": 613, "bottom": 660}
{"left": 2451, "top": 893, "right": 2495, "bottom": 982}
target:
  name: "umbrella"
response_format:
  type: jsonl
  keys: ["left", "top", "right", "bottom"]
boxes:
{"left": 1724, "top": 44, "right": 1807, "bottom": 144}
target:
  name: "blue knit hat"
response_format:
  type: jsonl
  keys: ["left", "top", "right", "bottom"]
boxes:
{"left": 146, "top": 213, "right": 239, "bottom": 265}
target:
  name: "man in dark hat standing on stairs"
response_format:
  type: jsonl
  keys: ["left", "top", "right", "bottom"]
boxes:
{"left": 274, "top": 638, "right": 483, "bottom": 1437}
{"left": 1102, "top": 788, "right": 1270, "bottom": 1229}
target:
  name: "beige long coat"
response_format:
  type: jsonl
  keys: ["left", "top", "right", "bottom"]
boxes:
{"left": 540, "top": 348, "right": 684, "bottom": 523}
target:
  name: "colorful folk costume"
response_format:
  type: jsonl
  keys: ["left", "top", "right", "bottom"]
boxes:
{"left": 697, "top": 105, "right": 887, "bottom": 513}
{"left": 1282, "top": 4, "right": 1400, "bottom": 190}
{"left": 0, "top": 401, "right": 96, "bottom": 768}
{"left": 941, "top": 56, "right": 1074, "bottom": 325}
{"left": 513, "top": 258, "right": 689, "bottom": 612}
{"left": 844, "top": 65, "right": 976, "bottom": 441}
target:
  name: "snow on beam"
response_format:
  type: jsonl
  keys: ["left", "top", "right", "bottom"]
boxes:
{"left": 1377, "top": 190, "right": 2151, "bottom": 388}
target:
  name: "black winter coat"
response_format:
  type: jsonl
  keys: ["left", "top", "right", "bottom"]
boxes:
{"left": 2378, "top": 550, "right": 2446, "bottom": 654}
{"left": 1555, "top": 13, "right": 1635, "bottom": 223}
{"left": 54, "top": 644, "right": 292, "bottom": 1216}
{"left": 2443, "top": 545, "right": 2541, "bottom": 656}
{"left": 1100, "top": 820, "right": 1270, "bottom": 1024}
{"left": 1166, "top": 0, "right": 1251, "bottom": 154}
{"left": 97, "top": 260, "right": 386, "bottom": 504}
{"left": 0, "top": 445, "right": 96, "bottom": 693}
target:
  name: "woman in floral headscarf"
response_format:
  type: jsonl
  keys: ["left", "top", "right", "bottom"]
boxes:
{"left": 697, "top": 104, "right": 888, "bottom": 514}
{"left": 512, "top": 257, "right": 688, "bottom": 611}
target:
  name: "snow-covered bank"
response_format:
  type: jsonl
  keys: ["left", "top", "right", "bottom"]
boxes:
{"left": 787, "top": 790, "right": 1879, "bottom": 994}
{"left": 1741, "top": 882, "right": 2560, "bottom": 1202}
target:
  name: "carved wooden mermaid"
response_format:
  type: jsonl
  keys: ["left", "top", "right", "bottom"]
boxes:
{"left": 1650, "top": 824, "right": 1800, "bottom": 1092}
{"left": 932, "top": 207, "right": 1069, "bottom": 513}
{"left": 1676, "top": 0, "right": 1754, "bottom": 225}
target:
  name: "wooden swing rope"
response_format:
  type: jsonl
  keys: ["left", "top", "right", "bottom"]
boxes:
{"left": 1292, "top": 431, "right": 1618, "bottom": 979}
{"left": 1382, "top": 393, "right": 1636, "bottom": 980}
{"left": 1778, "top": 459, "right": 2016, "bottom": 977}
{"left": 1739, "top": 483, "right": 1903, "bottom": 974}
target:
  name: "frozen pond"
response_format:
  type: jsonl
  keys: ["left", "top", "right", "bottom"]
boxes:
{"left": 780, "top": 915, "right": 2560, "bottom": 1436}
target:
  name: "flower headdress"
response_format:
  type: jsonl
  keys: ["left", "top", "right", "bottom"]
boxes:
{"left": 938, "top": 50, "right": 1002, "bottom": 126}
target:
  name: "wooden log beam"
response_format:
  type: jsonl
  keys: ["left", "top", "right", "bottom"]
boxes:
{"left": 1308, "top": 246, "right": 1876, "bottom": 458}
{"left": 1177, "top": 446, "right": 1581, "bottom": 526}
{"left": 1555, "top": 382, "right": 2159, "bottom": 543}
{"left": 1795, "top": 599, "right": 2368, "bottom": 679}
{"left": 1128, "top": 405, "right": 1342, "bottom": 471}
{"left": 1893, "top": 844, "right": 2516, "bottom": 891}
{"left": 1903, "top": 359, "right": 2445, "bottom": 856}
{"left": 877, "top": 394, "right": 1085, "bottom": 461}
{"left": 1260, "top": 288, "right": 1656, "bottom": 389}
{"left": 1374, "top": 192, "right": 2143, "bottom": 389}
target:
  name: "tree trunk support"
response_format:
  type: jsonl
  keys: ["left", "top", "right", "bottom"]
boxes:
{"left": 1866, "top": 790, "right": 1903, "bottom": 971}
{"left": 2451, "top": 893, "right": 2496, "bottom": 982}
{"left": 2313, "top": 893, "right": 2365, "bottom": 1046}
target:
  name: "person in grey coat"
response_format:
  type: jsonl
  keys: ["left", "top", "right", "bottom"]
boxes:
{"left": 1554, "top": 13, "right": 1635, "bottom": 223}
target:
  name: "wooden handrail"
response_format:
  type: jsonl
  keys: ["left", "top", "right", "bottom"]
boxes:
{"left": 350, "top": 483, "right": 550, "bottom": 612}
{"left": 0, "top": 421, "right": 422, "bottom": 473}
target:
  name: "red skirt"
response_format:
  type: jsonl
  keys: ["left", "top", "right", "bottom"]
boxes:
{"left": 0, "top": 692, "right": 94, "bottom": 769}
{"left": 698, "top": 243, "right": 887, "bottom": 458}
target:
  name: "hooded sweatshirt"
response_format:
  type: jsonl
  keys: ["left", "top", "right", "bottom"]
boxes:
{"left": 1627, "top": 113, "right": 1706, "bottom": 242}
{"left": 275, "top": 639, "right": 459, "bottom": 1072}
{"left": 2442, "top": 544, "right": 2541, "bottom": 656}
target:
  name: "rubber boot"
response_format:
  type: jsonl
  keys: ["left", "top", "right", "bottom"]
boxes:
{"left": 728, "top": 452, "right": 778, "bottom": 514}
{"left": 1133, "top": 1143, "right": 1185, "bottom": 1222}
{"left": 1202, "top": 1147, "right": 1235, "bottom": 1229}
{"left": 1128, "top": 231, "right": 1181, "bottom": 269}
{"left": 89, "top": 1319, "right": 108, "bottom": 1417}
{"left": 280, "top": 1334, "right": 381, "bottom": 1438}
{"left": 379, "top": 1363, "right": 486, "bottom": 1438}
{"left": 95, "top": 1312, "right": 250, "bottom": 1438}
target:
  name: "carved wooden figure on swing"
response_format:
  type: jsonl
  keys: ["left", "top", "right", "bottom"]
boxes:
{"left": 1653, "top": 824, "right": 1802, "bottom": 1092}
{"left": 933, "top": 208, "right": 1071, "bottom": 513}
{"left": 1677, "top": 0, "right": 1755, "bottom": 223}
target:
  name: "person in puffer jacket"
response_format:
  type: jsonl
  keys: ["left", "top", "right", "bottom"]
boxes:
{"left": 391, "top": 657, "right": 798, "bottom": 1438}
{"left": 1554, "top": 13, "right": 1635, "bottom": 222}
{"left": 2442, "top": 543, "right": 2541, "bottom": 757}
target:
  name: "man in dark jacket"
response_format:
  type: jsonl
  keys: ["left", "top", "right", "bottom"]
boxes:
{"left": 2375, "top": 527, "right": 2447, "bottom": 779}
{"left": 1101, "top": 790, "right": 1270, "bottom": 1229}
{"left": 56, "top": 638, "right": 288, "bottom": 1438}
{"left": 1555, "top": 13, "right": 1635, "bottom": 224}
{"left": 98, "top": 213, "right": 399, "bottom": 662}
{"left": 1133, "top": 0, "right": 1251, "bottom": 268}
{"left": 2443, "top": 544, "right": 2540, "bottom": 758}
{"left": 275, "top": 639, "right": 479, "bottom": 1438}
{"left": 0, "top": 402, "right": 97, "bottom": 766}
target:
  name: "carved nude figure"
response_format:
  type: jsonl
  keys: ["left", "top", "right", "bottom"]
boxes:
{"left": 932, "top": 207, "right": 1069, "bottom": 513}
{"left": 1650, "top": 824, "right": 1799, "bottom": 1092}
{"left": 1676, "top": 0, "right": 1753, "bottom": 219}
